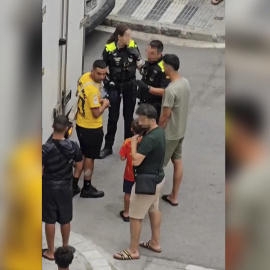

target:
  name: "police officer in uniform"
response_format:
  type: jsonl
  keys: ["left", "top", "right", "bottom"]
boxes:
{"left": 135, "top": 40, "right": 170, "bottom": 122}
{"left": 100, "top": 25, "right": 142, "bottom": 159}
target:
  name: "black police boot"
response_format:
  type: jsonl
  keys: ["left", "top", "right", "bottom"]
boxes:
{"left": 99, "top": 147, "right": 113, "bottom": 159}
{"left": 73, "top": 185, "right": 81, "bottom": 197}
{"left": 80, "top": 185, "right": 105, "bottom": 198}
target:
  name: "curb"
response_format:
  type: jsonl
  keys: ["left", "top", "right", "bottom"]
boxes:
{"left": 42, "top": 226, "right": 222, "bottom": 270}
{"left": 42, "top": 226, "right": 117, "bottom": 270}
{"left": 102, "top": 15, "right": 225, "bottom": 43}
{"left": 186, "top": 265, "right": 219, "bottom": 270}
{"left": 69, "top": 231, "right": 116, "bottom": 270}
{"left": 107, "top": 255, "right": 222, "bottom": 270}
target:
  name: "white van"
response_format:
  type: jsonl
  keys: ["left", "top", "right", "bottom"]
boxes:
{"left": 42, "top": 0, "right": 115, "bottom": 143}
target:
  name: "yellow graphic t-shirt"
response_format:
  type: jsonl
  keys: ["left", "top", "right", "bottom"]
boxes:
{"left": 76, "top": 72, "right": 102, "bottom": 129}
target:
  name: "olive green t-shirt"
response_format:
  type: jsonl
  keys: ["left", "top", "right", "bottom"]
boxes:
{"left": 136, "top": 127, "right": 165, "bottom": 183}
{"left": 162, "top": 77, "right": 190, "bottom": 140}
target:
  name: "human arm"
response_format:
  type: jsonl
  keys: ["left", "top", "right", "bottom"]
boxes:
{"left": 159, "top": 87, "right": 174, "bottom": 128}
{"left": 87, "top": 85, "right": 110, "bottom": 119}
{"left": 131, "top": 135, "right": 145, "bottom": 166}
{"left": 129, "top": 45, "right": 143, "bottom": 69}
{"left": 149, "top": 86, "right": 165, "bottom": 96}
{"left": 159, "top": 107, "right": 172, "bottom": 129}
{"left": 131, "top": 134, "right": 157, "bottom": 167}
{"left": 149, "top": 72, "right": 170, "bottom": 96}
{"left": 91, "top": 99, "right": 110, "bottom": 119}
{"left": 119, "top": 142, "right": 127, "bottom": 161}
{"left": 134, "top": 81, "right": 165, "bottom": 97}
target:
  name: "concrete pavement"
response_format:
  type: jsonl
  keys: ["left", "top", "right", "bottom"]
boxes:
{"left": 42, "top": 227, "right": 219, "bottom": 270}
{"left": 79, "top": 30, "right": 224, "bottom": 269}
{"left": 42, "top": 223, "right": 118, "bottom": 270}
{"left": 42, "top": 29, "right": 225, "bottom": 269}
{"left": 103, "top": 0, "right": 225, "bottom": 42}
{"left": 42, "top": 223, "right": 219, "bottom": 270}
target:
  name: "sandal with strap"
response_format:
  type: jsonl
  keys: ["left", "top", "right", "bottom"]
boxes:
{"left": 120, "top": 210, "right": 130, "bottom": 222}
{"left": 162, "top": 195, "right": 178, "bottom": 206}
{"left": 42, "top": 249, "right": 55, "bottom": 261}
{"left": 139, "top": 240, "right": 162, "bottom": 253}
{"left": 113, "top": 249, "right": 140, "bottom": 260}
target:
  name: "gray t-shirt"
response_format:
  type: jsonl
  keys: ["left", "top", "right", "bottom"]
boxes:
{"left": 161, "top": 77, "right": 190, "bottom": 140}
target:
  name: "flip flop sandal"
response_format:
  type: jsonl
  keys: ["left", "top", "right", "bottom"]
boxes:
{"left": 139, "top": 241, "right": 162, "bottom": 253}
{"left": 120, "top": 210, "right": 130, "bottom": 222}
{"left": 67, "top": 245, "right": 76, "bottom": 253}
{"left": 211, "top": 0, "right": 224, "bottom": 5}
{"left": 42, "top": 249, "right": 55, "bottom": 261}
{"left": 113, "top": 249, "right": 140, "bottom": 260}
{"left": 162, "top": 195, "right": 178, "bottom": 206}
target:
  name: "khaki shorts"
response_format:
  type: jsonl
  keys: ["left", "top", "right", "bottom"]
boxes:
{"left": 129, "top": 178, "right": 165, "bottom": 220}
{"left": 164, "top": 137, "right": 184, "bottom": 167}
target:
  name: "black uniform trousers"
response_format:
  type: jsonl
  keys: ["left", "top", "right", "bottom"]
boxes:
{"left": 104, "top": 81, "right": 136, "bottom": 149}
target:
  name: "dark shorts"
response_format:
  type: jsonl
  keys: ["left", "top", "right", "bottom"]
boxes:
{"left": 76, "top": 125, "right": 104, "bottom": 159}
{"left": 123, "top": 179, "right": 135, "bottom": 194}
{"left": 42, "top": 187, "right": 72, "bottom": 225}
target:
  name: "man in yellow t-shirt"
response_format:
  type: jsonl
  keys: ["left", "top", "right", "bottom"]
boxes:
{"left": 75, "top": 60, "right": 110, "bottom": 198}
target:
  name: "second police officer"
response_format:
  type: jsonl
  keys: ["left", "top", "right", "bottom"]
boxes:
{"left": 100, "top": 25, "right": 142, "bottom": 159}
{"left": 135, "top": 40, "right": 170, "bottom": 122}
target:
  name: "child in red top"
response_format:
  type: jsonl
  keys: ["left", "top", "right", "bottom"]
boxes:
{"left": 119, "top": 119, "right": 143, "bottom": 222}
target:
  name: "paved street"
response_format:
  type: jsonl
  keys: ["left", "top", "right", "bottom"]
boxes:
{"left": 69, "top": 29, "right": 225, "bottom": 270}
{"left": 42, "top": 30, "right": 225, "bottom": 270}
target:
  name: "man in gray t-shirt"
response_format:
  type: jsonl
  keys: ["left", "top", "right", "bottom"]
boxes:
{"left": 159, "top": 54, "right": 190, "bottom": 206}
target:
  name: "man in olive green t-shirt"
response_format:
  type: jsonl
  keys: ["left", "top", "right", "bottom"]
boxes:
{"left": 159, "top": 54, "right": 190, "bottom": 206}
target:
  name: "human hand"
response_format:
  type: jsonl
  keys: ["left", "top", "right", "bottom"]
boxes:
{"left": 134, "top": 80, "right": 150, "bottom": 91}
{"left": 139, "top": 64, "right": 147, "bottom": 76}
{"left": 131, "top": 134, "right": 140, "bottom": 146}
{"left": 129, "top": 47, "right": 141, "bottom": 60}
{"left": 101, "top": 98, "right": 110, "bottom": 108}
